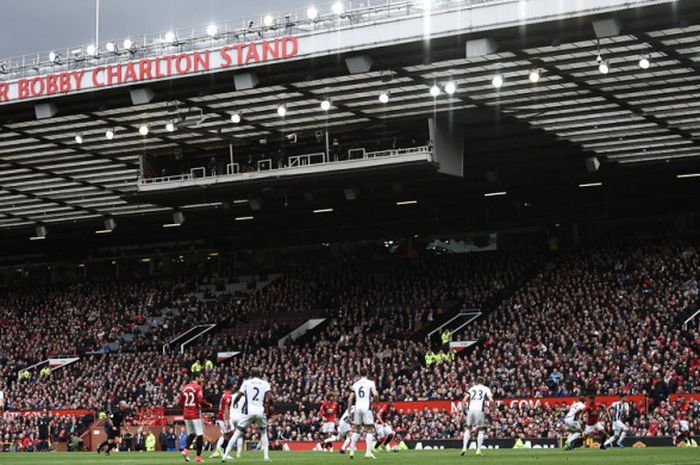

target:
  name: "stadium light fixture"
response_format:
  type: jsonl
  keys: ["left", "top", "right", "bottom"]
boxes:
{"left": 164, "top": 31, "right": 177, "bottom": 44}
{"left": 484, "top": 191, "right": 507, "bottom": 197}
{"left": 105, "top": 42, "right": 117, "bottom": 53}
{"left": 429, "top": 84, "right": 441, "bottom": 97}
{"left": 444, "top": 80, "right": 456, "bottom": 95}
{"left": 677, "top": 173, "right": 700, "bottom": 178}
{"left": 86, "top": 44, "right": 98, "bottom": 56}
{"left": 30, "top": 224, "right": 47, "bottom": 241}
{"left": 491, "top": 74, "right": 504, "bottom": 89}
{"left": 263, "top": 15, "right": 274, "bottom": 27}
{"left": 332, "top": 1, "right": 345, "bottom": 15}
{"left": 596, "top": 55, "right": 609, "bottom": 74}
{"left": 378, "top": 90, "right": 390, "bottom": 104}
{"left": 235, "top": 216, "right": 255, "bottom": 221}
{"left": 307, "top": 6, "right": 319, "bottom": 20}
{"left": 277, "top": 104, "right": 287, "bottom": 117}
{"left": 529, "top": 69, "right": 541, "bottom": 83}
{"left": 230, "top": 112, "right": 242, "bottom": 124}
{"left": 639, "top": 56, "right": 651, "bottom": 70}
{"left": 578, "top": 182, "right": 603, "bottom": 188}
{"left": 138, "top": 123, "right": 149, "bottom": 136}
{"left": 74, "top": 132, "right": 84, "bottom": 144}
{"left": 105, "top": 128, "right": 115, "bottom": 140}
{"left": 0, "top": 62, "right": 7, "bottom": 74}
{"left": 313, "top": 207, "right": 334, "bottom": 213}
{"left": 122, "top": 38, "right": 134, "bottom": 50}
{"left": 320, "top": 99, "right": 331, "bottom": 111}
{"left": 206, "top": 24, "right": 219, "bottom": 37}
{"left": 396, "top": 200, "right": 418, "bottom": 206}
{"left": 165, "top": 121, "right": 176, "bottom": 132}
{"left": 48, "top": 51, "right": 61, "bottom": 64}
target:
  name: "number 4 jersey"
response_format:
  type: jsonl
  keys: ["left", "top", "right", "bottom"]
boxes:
{"left": 239, "top": 377, "right": 271, "bottom": 416}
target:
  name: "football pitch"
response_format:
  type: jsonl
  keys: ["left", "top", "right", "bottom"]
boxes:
{"left": 2, "top": 449, "right": 700, "bottom": 465}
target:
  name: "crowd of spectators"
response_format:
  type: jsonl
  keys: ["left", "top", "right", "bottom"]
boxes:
{"left": 0, "top": 237, "right": 698, "bottom": 449}
{"left": 0, "top": 410, "right": 92, "bottom": 452}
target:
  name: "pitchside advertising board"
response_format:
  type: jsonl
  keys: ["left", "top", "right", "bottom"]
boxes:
{"left": 0, "top": 37, "right": 299, "bottom": 104}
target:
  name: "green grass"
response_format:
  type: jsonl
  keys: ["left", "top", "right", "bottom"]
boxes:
{"left": 2, "top": 449, "right": 700, "bottom": 465}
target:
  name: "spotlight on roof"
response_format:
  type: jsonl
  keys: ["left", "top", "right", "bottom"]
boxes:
{"left": 378, "top": 90, "right": 390, "bottom": 104}
{"left": 105, "top": 42, "right": 117, "bottom": 53}
{"left": 429, "top": 84, "right": 441, "bottom": 98}
{"left": 230, "top": 112, "right": 242, "bottom": 124}
{"left": 105, "top": 128, "right": 115, "bottom": 140}
{"left": 0, "top": 62, "right": 7, "bottom": 74}
{"left": 96, "top": 217, "right": 117, "bottom": 234}
{"left": 529, "top": 69, "right": 541, "bottom": 83}
{"left": 86, "top": 44, "right": 97, "bottom": 56}
{"left": 163, "top": 211, "right": 185, "bottom": 228}
{"left": 444, "top": 80, "right": 456, "bottom": 95}
{"left": 48, "top": 51, "right": 61, "bottom": 64}
{"left": 320, "top": 99, "right": 331, "bottom": 111}
{"left": 74, "top": 132, "right": 84, "bottom": 144}
{"left": 638, "top": 56, "right": 650, "bottom": 70}
{"left": 138, "top": 124, "right": 149, "bottom": 136}
{"left": 307, "top": 6, "right": 319, "bottom": 20}
{"left": 491, "top": 74, "right": 504, "bottom": 89}
{"left": 263, "top": 15, "right": 275, "bottom": 27}
{"left": 122, "top": 38, "right": 134, "bottom": 50}
{"left": 596, "top": 55, "right": 609, "bottom": 74}
{"left": 30, "top": 224, "right": 47, "bottom": 240}
{"left": 332, "top": 1, "right": 345, "bottom": 15}
{"left": 206, "top": 24, "right": 219, "bottom": 37}
{"left": 164, "top": 31, "right": 177, "bottom": 44}
{"left": 277, "top": 104, "right": 287, "bottom": 117}
{"left": 165, "top": 121, "right": 176, "bottom": 132}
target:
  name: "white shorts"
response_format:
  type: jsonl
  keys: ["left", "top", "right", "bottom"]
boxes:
{"left": 217, "top": 419, "right": 233, "bottom": 434}
{"left": 321, "top": 422, "right": 336, "bottom": 434}
{"left": 564, "top": 418, "right": 582, "bottom": 432}
{"left": 339, "top": 420, "right": 352, "bottom": 435}
{"left": 680, "top": 420, "right": 690, "bottom": 432}
{"left": 353, "top": 408, "right": 374, "bottom": 426}
{"left": 375, "top": 423, "right": 393, "bottom": 438}
{"left": 612, "top": 420, "right": 628, "bottom": 434}
{"left": 185, "top": 419, "right": 204, "bottom": 436}
{"left": 237, "top": 413, "right": 268, "bottom": 431}
{"left": 584, "top": 422, "right": 605, "bottom": 435}
{"left": 466, "top": 411, "right": 485, "bottom": 428}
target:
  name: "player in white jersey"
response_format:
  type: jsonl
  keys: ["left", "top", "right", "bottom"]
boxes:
{"left": 348, "top": 367, "right": 379, "bottom": 460}
{"left": 338, "top": 406, "right": 355, "bottom": 454}
{"left": 460, "top": 378, "right": 494, "bottom": 456}
{"left": 603, "top": 395, "right": 629, "bottom": 449}
{"left": 221, "top": 388, "right": 245, "bottom": 460}
{"left": 222, "top": 368, "right": 273, "bottom": 463}
{"left": 562, "top": 396, "right": 586, "bottom": 450}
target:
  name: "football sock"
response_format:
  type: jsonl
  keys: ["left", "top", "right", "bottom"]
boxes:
{"left": 215, "top": 436, "right": 224, "bottom": 451}
{"left": 261, "top": 431, "right": 269, "bottom": 460}
{"left": 477, "top": 431, "right": 484, "bottom": 452}
{"left": 350, "top": 432, "right": 360, "bottom": 451}
{"left": 617, "top": 431, "right": 626, "bottom": 445}
{"left": 342, "top": 436, "right": 352, "bottom": 450}
{"left": 462, "top": 430, "right": 471, "bottom": 449}
{"left": 566, "top": 432, "right": 580, "bottom": 445}
{"left": 225, "top": 430, "right": 241, "bottom": 457}
{"left": 186, "top": 433, "right": 196, "bottom": 449}
{"left": 603, "top": 435, "right": 615, "bottom": 447}
{"left": 195, "top": 436, "right": 203, "bottom": 457}
{"left": 366, "top": 433, "right": 374, "bottom": 454}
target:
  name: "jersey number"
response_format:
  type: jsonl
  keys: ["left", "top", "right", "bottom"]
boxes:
{"left": 472, "top": 390, "right": 484, "bottom": 401}
{"left": 358, "top": 387, "right": 365, "bottom": 398}
{"left": 252, "top": 387, "right": 260, "bottom": 402}
{"left": 184, "top": 391, "right": 196, "bottom": 407}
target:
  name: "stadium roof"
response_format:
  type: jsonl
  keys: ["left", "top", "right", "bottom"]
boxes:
{"left": 1, "top": 0, "right": 700, "bottom": 255}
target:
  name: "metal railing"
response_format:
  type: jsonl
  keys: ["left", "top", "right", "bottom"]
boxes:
{"left": 138, "top": 144, "right": 432, "bottom": 185}
{"left": 0, "top": 0, "right": 498, "bottom": 81}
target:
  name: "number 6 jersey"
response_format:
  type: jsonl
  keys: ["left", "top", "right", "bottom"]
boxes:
{"left": 352, "top": 377, "right": 376, "bottom": 410}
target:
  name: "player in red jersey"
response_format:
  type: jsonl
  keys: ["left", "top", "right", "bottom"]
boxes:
{"left": 375, "top": 401, "right": 396, "bottom": 451}
{"left": 210, "top": 382, "right": 235, "bottom": 459}
{"left": 318, "top": 392, "right": 340, "bottom": 451}
{"left": 583, "top": 396, "right": 611, "bottom": 449}
{"left": 673, "top": 397, "right": 695, "bottom": 445}
{"left": 179, "top": 373, "right": 212, "bottom": 463}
